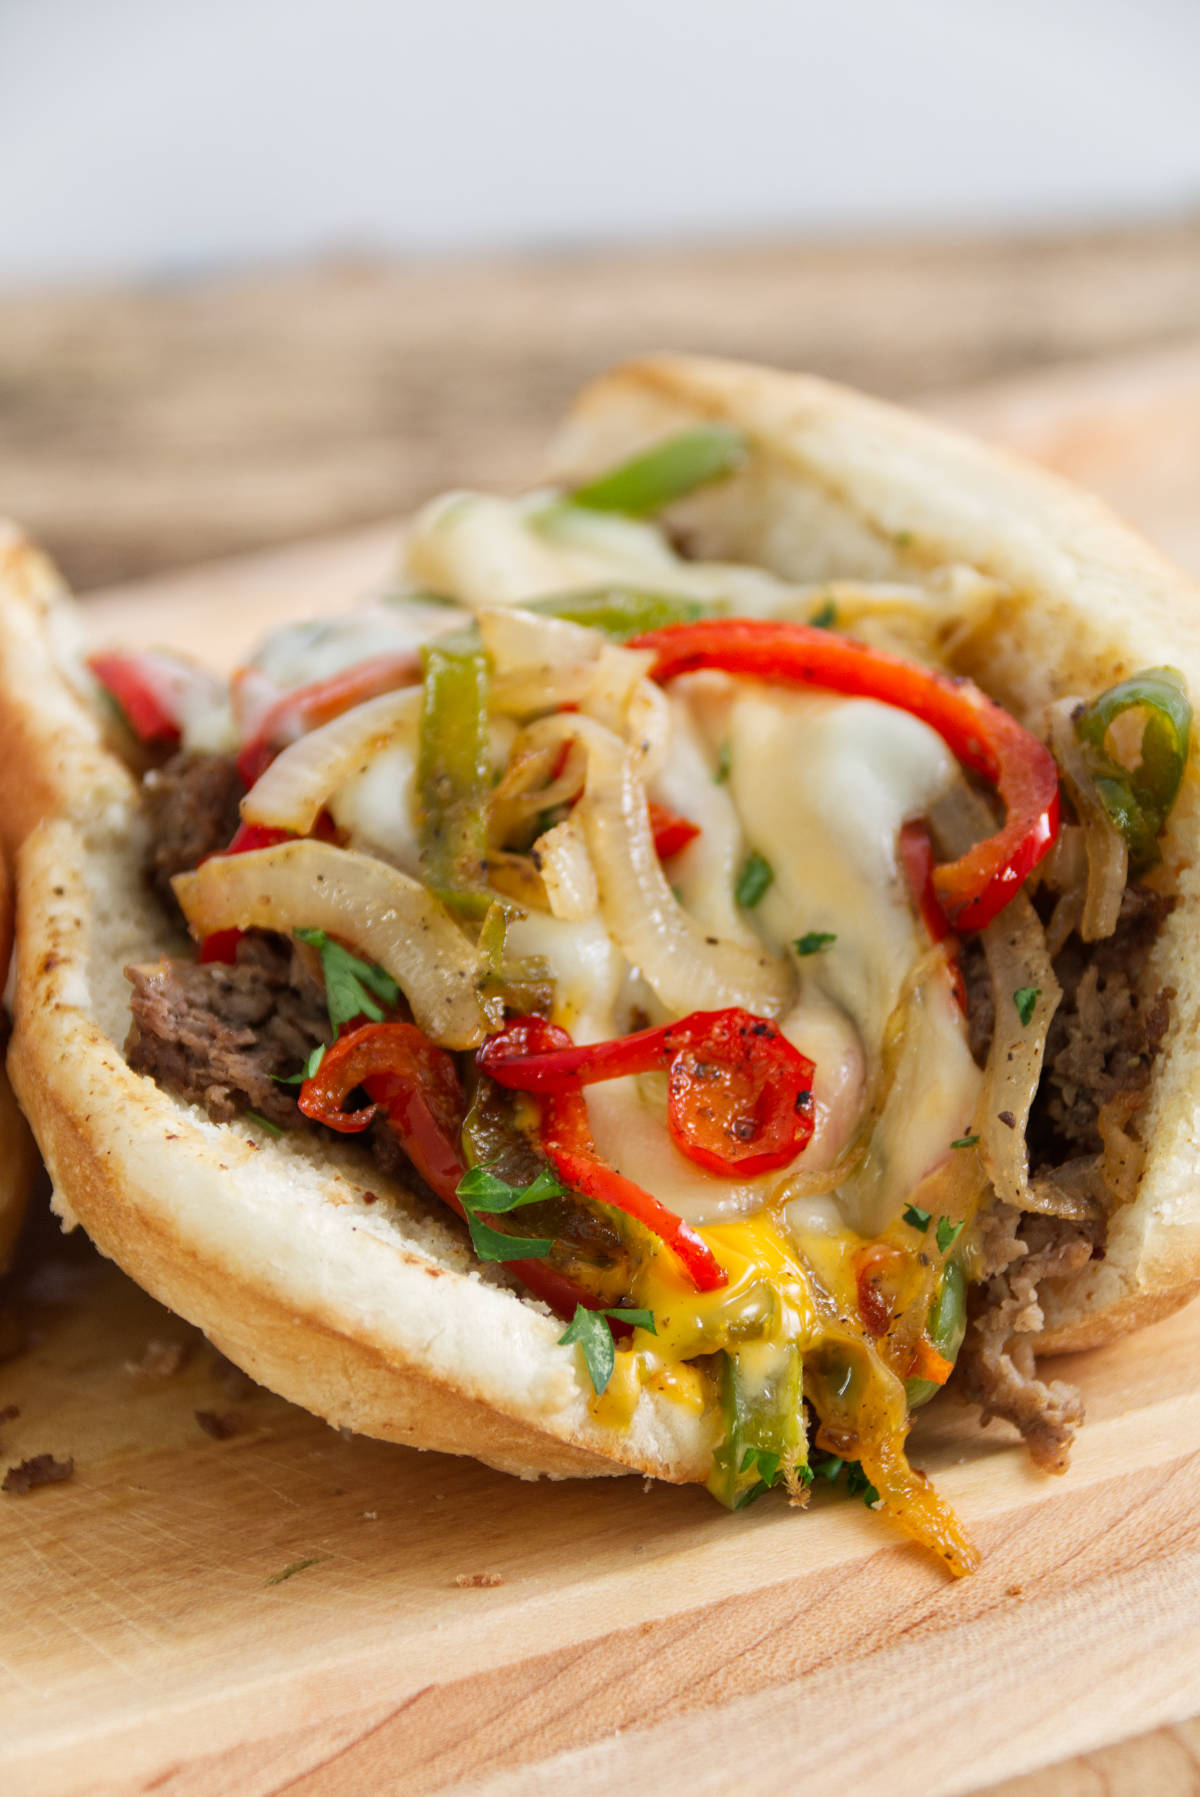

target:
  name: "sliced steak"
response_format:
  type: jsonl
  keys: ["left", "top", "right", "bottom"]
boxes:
{"left": 1031, "top": 883, "right": 1174, "bottom": 1169}
{"left": 126, "top": 934, "right": 329, "bottom": 1128}
{"left": 955, "top": 1204, "right": 1091, "bottom": 1472}
{"left": 143, "top": 751, "right": 244, "bottom": 907}
{"left": 957, "top": 884, "right": 1174, "bottom": 1464}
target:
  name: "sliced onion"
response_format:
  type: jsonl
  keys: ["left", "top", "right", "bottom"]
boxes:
{"left": 490, "top": 658, "right": 595, "bottom": 718}
{"left": 483, "top": 610, "right": 602, "bottom": 717}
{"left": 241, "top": 689, "right": 423, "bottom": 835}
{"left": 532, "top": 817, "right": 598, "bottom": 922}
{"left": 482, "top": 849, "right": 549, "bottom": 910}
{"left": 977, "top": 892, "right": 1062, "bottom": 1209}
{"left": 1047, "top": 700, "right": 1127, "bottom": 943}
{"left": 566, "top": 714, "right": 792, "bottom": 1017}
{"left": 488, "top": 734, "right": 588, "bottom": 846}
{"left": 931, "top": 783, "right": 1061, "bottom": 1211}
{"left": 1044, "top": 884, "right": 1084, "bottom": 958}
{"left": 479, "top": 606, "right": 601, "bottom": 676}
{"left": 172, "top": 840, "right": 488, "bottom": 1048}
{"left": 1026, "top": 1166, "right": 1104, "bottom": 1224}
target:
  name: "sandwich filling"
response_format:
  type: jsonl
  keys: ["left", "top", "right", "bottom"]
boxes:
{"left": 89, "top": 427, "right": 1189, "bottom": 1574}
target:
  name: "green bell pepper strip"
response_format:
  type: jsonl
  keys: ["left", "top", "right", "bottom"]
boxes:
{"left": 523, "top": 587, "right": 710, "bottom": 641}
{"left": 569, "top": 425, "right": 749, "bottom": 517}
{"left": 906, "top": 1260, "right": 967, "bottom": 1409}
{"left": 707, "top": 1342, "right": 807, "bottom": 1511}
{"left": 1074, "top": 666, "right": 1191, "bottom": 870}
{"left": 416, "top": 637, "right": 493, "bottom": 917}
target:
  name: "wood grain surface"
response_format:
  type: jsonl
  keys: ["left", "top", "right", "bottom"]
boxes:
{"left": 5, "top": 229, "right": 1200, "bottom": 1794}
{"left": 4, "top": 219, "right": 1200, "bottom": 590}
{"left": 3, "top": 1216, "right": 1200, "bottom": 1797}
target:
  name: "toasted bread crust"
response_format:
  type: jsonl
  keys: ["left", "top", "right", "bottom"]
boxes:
{"left": 3, "top": 357, "right": 1200, "bottom": 1479}
{"left": 0, "top": 852, "right": 38, "bottom": 1273}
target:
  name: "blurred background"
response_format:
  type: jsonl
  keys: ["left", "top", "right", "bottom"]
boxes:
{"left": 3, "top": 0, "right": 1200, "bottom": 588}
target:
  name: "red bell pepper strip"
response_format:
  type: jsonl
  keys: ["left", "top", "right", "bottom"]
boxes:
{"left": 236, "top": 651, "right": 423, "bottom": 786}
{"left": 88, "top": 653, "right": 184, "bottom": 746}
{"left": 648, "top": 802, "right": 701, "bottom": 860}
{"left": 297, "top": 1022, "right": 616, "bottom": 1319}
{"left": 898, "top": 819, "right": 966, "bottom": 1012}
{"left": 539, "top": 1091, "right": 728, "bottom": 1293}
{"left": 630, "top": 619, "right": 1061, "bottom": 932}
{"left": 479, "top": 1015, "right": 729, "bottom": 1293}
{"left": 479, "top": 1008, "right": 814, "bottom": 1179}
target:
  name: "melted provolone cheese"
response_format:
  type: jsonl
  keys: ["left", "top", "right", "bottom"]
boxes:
{"left": 724, "top": 686, "right": 982, "bottom": 1239}
{"left": 491, "top": 678, "right": 982, "bottom": 1245}
{"left": 250, "top": 598, "right": 465, "bottom": 691}
{"left": 328, "top": 740, "right": 422, "bottom": 876}
{"left": 402, "top": 492, "right": 798, "bottom": 613}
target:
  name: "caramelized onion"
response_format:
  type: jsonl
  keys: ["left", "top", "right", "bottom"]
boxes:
{"left": 483, "top": 609, "right": 660, "bottom": 749}
{"left": 240, "top": 689, "right": 422, "bottom": 835}
{"left": 977, "top": 890, "right": 1062, "bottom": 1209}
{"left": 1047, "top": 700, "right": 1128, "bottom": 943}
{"left": 172, "top": 840, "right": 489, "bottom": 1048}
{"left": 567, "top": 714, "right": 792, "bottom": 1017}
{"left": 532, "top": 817, "right": 598, "bottom": 922}
{"left": 488, "top": 735, "right": 588, "bottom": 847}
{"left": 932, "top": 785, "right": 1061, "bottom": 1210}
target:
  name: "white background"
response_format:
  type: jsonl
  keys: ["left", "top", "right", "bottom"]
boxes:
{"left": 2, "top": 0, "right": 1199, "bottom": 284}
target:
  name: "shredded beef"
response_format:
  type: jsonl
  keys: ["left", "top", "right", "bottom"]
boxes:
{"left": 143, "top": 750, "right": 243, "bottom": 906}
{"left": 125, "top": 934, "right": 330, "bottom": 1128}
{"left": 1030, "top": 883, "right": 1174, "bottom": 1167}
{"left": 956, "top": 1204, "right": 1091, "bottom": 1471}
{"left": 956, "top": 882, "right": 1175, "bottom": 1468}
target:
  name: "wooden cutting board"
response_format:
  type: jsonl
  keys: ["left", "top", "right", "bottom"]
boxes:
{"left": 6, "top": 349, "right": 1200, "bottom": 1797}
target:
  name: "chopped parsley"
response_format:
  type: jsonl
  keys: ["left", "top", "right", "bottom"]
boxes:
{"left": 714, "top": 740, "right": 732, "bottom": 784}
{"left": 950, "top": 1134, "right": 980, "bottom": 1150}
{"left": 1013, "top": 986, "right": 1040, "bottom": 1027}
{"left": 794, "top": 931, "right": 837, "bottom": 957}
{"left": 558, "top": 1303, "right": 657, "bottom": 1395}
{"left": 243, "top": 1110, "right": 284, "bottom": 1137}
{"left": 455, "top": 1164, "right": 566, "bottom": 1263}
{"left": 296, "top": 929, "right": 400, "bottom": 1034}
{"left": 735, "top": 852, "right": 774, "bottom": 909}
{"left": 936, "top": 1216, "right": 966, "bottom": 1255}
{"left": 808, "top": 598, "right": 837, "bottom": 629}
{"left": 809, "top": 1452, "right": 879, "bottom": 1508}
{"left": 273, "top": 1042, "right": 328, "bottom": 1087}
{"left": 265, "top": 1556, "right": 324, "bottom": 1587}
{"left": 903, "top": 1203, "right": 931, "bottom": 1232}
{"left": 738, "top": 1445, "right": 782, "bottom": 1495}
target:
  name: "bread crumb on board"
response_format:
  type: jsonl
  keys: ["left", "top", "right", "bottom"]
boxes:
{"left": 126, "top": 1338, "right": 191, "bottom": 1380}
{"left": 3, "top": 1453, "right": 74, "bottom": 1495}
{"left": 195, "top": 1409, "right": 243, "bottom": 1441}
{"left": 454, "top": 1571, "right": 505, "bottom": 1588}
